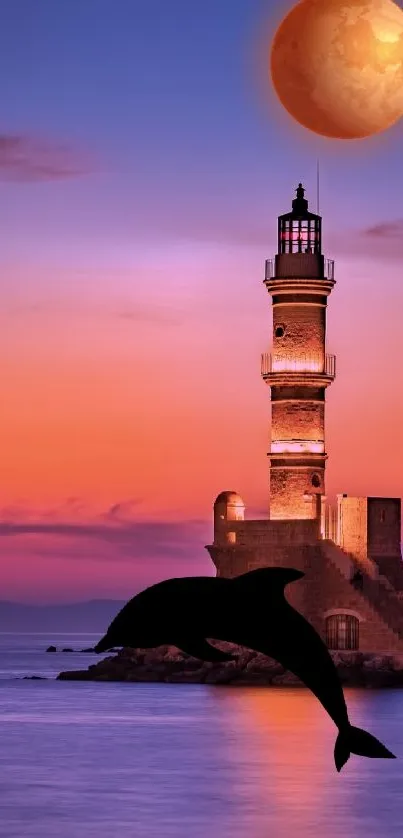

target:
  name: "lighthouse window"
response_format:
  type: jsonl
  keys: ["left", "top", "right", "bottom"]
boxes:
{"left": 311, "top": 473, "right": 321, "bottom": 488}
{"left": 275, "top": 325, "right": 285, "bottom": 338}
{"left": 326, "top": 614, "right": 359, "bottom": 651}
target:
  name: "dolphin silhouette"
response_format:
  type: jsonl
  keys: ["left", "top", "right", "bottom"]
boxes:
{"left": 95, "top": 567, "right": 396, "bottom": 772}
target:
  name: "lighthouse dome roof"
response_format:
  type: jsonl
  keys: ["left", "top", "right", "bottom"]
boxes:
{"left": 214, "top": 491, "right": 244, "bottom": 506}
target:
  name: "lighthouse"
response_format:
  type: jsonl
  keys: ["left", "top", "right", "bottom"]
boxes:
{"left": 261, "top": 184, "right": 336, "bottom": 521}
{"left": 206, "top": 182, "right": 403, "bottom": 656}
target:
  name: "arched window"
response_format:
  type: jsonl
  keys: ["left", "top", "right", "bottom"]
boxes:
{"left": 326, "top": 614, "right": 359, "bottom": 651}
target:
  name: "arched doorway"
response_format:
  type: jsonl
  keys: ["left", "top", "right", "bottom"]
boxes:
{"left": 325, "top": 614, "right": 359, "bottom": 650}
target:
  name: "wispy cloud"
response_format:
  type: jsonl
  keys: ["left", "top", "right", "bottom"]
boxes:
{"left": 328, "top": 220, "right": 403, "bottom": 260}
{"left": 0, "top": 518, "right": 204, "bottom": 548}
{"left": 362, "top": 220, "right": 403, "bottom": 240}
{"left": 0, "top": 501, "right": 211, "bottom": 566}
{"left": 128, "top": 202, "right": 403, "bottom": 260}
{"left": 0, "top": 134, "right": 94, "bottom": 181}
{"left": 102, "top": 499, "right": 146, "bottom": 523}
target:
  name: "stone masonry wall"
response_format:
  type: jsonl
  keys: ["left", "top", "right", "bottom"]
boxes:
{"left": 367, "top": 498, "right": 401, "bottom": 558}
{"left": 211, "top": 517, "right": 319, "bottom": 548}
{"left": 338, "top": 496, "right": 368, "bottom": 563}
{"left": 206, "top": 536, "right": 403, "bottom": 655}
{"left": 271, "top": 400, "right": 324, "bottom": 442}
{"left": 298, "top": 545, "right": 403, "bottom": 654}
{"left": 272, "top": 302, "right": 325, "bottom": 360}
{"left": 270, "top": 467, "right": 324, "bottom": 519}
{"left": 367, "top": 498, "right": 403, "bottom": 591}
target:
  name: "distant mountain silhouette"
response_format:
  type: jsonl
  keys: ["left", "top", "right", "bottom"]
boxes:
{"left": 0, "top": 599, "right": 125, "bottom": 633}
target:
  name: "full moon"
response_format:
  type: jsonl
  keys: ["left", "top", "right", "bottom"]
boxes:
{"left": 270, "top": 0, "right": 403, "bottom": 139}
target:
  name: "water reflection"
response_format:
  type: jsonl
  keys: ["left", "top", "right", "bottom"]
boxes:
{"left": 213, "top": 686, "right": 337, "bottom": 837}
{"left": 0, "top": 675, "right": 402, "bottom": 838}
{"left": 212, "top": 686, "right": 401, "bottom": 838}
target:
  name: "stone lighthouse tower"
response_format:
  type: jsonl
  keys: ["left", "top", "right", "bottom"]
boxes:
{"left": 261, "top": 184, "right": 336, "bottom": 521}
{"left": 207, "top": 182, "right": 403, "bottom": 657}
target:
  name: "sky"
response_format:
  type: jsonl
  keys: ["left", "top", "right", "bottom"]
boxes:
{"left": 2, "top": 0, "right": 403, "bottom": 603}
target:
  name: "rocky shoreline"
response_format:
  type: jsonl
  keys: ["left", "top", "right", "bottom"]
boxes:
{"left": 57, "top": 642, "right": 403, "bottom": 688}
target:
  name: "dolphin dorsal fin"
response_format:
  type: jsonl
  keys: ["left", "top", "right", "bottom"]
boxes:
{"left": 231, "top": 567, "right": 304, "bottom": 592}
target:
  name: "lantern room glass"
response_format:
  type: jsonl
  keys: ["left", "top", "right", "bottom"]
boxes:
{"left": 277, "top": 184, "right": 322, "bottom": 255}
{"left": 278, "top": 217, "right": 322, "bottom": 254}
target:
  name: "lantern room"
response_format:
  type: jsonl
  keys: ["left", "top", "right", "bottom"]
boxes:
{"left": 278, "top": 183, "right": 321, "bottom": 255}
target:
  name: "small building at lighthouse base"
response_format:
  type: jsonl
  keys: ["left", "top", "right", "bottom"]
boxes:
{"left": 205, "top": 491, "right": 403, "bottom": 655}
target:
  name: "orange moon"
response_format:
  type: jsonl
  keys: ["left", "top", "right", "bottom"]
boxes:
{"left": 270, "top": 0, "right": 403, "bottom": 139}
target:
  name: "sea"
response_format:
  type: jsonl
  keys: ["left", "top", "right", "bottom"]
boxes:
{"left": 0, "top": 632, "right": 403, "bottom": 838}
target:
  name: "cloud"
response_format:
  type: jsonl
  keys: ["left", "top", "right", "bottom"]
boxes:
{"left": 362, "top": 220, "right": 403, "bottom": 240}
{"left": 328, "top": 220, "right": 403, "bottom": 261}
{"left": 0, "top": 498, "right": 144, "bottom": 530}
{"left": 0, "top": 501, "right": 211, "bottom": 566}
{"left": 0, "top": 517, "right": 206, "bottom": 550}
{"left": 128, "top": 199, "right": 403, "bottom": 261}
{"left": 102, "top": 499, "right": 145, "bottom": 523}
{"left": 0, "top": 134, "right": 94, "bottom": 181}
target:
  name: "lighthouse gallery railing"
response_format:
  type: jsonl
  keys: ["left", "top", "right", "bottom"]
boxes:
{"left": 261, "top": 353, "right": 336, "bottom": 378}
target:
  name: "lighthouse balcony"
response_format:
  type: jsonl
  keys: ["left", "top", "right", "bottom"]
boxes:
{"left": 265, "top": 256, "right": 335, "bottom": 282}
{"left": 261, "top": 352, "right": 336, "bottom": 385}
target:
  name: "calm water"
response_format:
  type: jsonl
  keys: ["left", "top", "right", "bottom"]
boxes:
{"left": 0, "top": 633, "right": 403, "bottom": 837}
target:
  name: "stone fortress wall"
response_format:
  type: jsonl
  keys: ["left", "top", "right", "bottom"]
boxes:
{"left": 206, "top": 492, "right": 403, "bottom": 655}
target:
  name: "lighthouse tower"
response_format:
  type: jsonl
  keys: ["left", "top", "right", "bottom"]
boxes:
{"left": 261, "top": 184, "right": 336, "bottom": 521}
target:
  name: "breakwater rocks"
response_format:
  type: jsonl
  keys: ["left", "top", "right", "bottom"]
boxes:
{"left": 57, "top": 643, "right": 403, "bottom": 687}
{"left": 46, "top": 646, "right": 96, "bottom": 653}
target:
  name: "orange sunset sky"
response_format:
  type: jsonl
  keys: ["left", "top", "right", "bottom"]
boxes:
{"left": 2, "top": 0, "right": 403, "bottom": 602}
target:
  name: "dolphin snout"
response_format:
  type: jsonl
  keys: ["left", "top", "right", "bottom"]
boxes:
{"left": 94, "top": 635, "right": 112, "bottom": 654}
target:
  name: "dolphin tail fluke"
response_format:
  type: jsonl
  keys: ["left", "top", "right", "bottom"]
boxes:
{"left": 334, "top": 725, "right": 396, "bottom": 772}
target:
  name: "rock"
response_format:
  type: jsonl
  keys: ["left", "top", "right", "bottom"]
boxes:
{"left": 175, "top": 657, "right": 205, "bottom": 671}
{"left": 363, "top": 655, "right": 392, "bottom": 672}
{"left": 245, "top": 657, "right": 284, "bottom": 676}
{"left": 116, "top": 648, "right": 145, "bottom": 664}
{"left": 337, "top": 668, "right": 365, "bottom": 687}
{"left": 164, "top": 670, "right": 207, "bottom": 683}
{"left": 23, "top": 675, "right": 47, "bottom": 680}
{"left": 233, "top": 672, "right": 272, "bottom": 686}
{"left": 204, "top": 664, "right": 238, "bottom": 685}
{"left": 56, "top": 647, "right": 403, "bottom": 688}
{"left": 142, "top": 645, "right": 183, "bottom": 665}
{"left": 46, "top": 646, "right": 57, "bottom": 653}
{"left": 233, "top": 649, "right": 256, "bottom": 668}
{"left": 61, "top": 648, "right": 74, "bottom": 653}
{"left": 124, "top": 670, "right": 162, "bottom": 682}
{"left": 142, "top": 662, "right": 171, "bottom": 676}
{"left": 363, "top": 670, "right": 401, "bottom": 688}
{"left": 331, "top": 651, "right": 365, "bottom": 668}
{"left": 272, "top": 671, "right": 302, "bottom": 686}
{"left": 391, "top": 655, "right": 403, "bottom": 672}
{"left": 57, "top": 670, "right": 94, "bottom": 680}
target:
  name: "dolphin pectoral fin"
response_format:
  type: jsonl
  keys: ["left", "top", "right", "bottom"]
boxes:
{"left": 232, "top": 567, "right": 304, "bottom": 592}
{"left": 173, "top": 637, "right": 235, "bottom": 662}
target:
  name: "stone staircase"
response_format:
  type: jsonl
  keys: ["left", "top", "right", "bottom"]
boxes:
{"left": 320, "top": 540, "right": 403, "bottom": 644}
